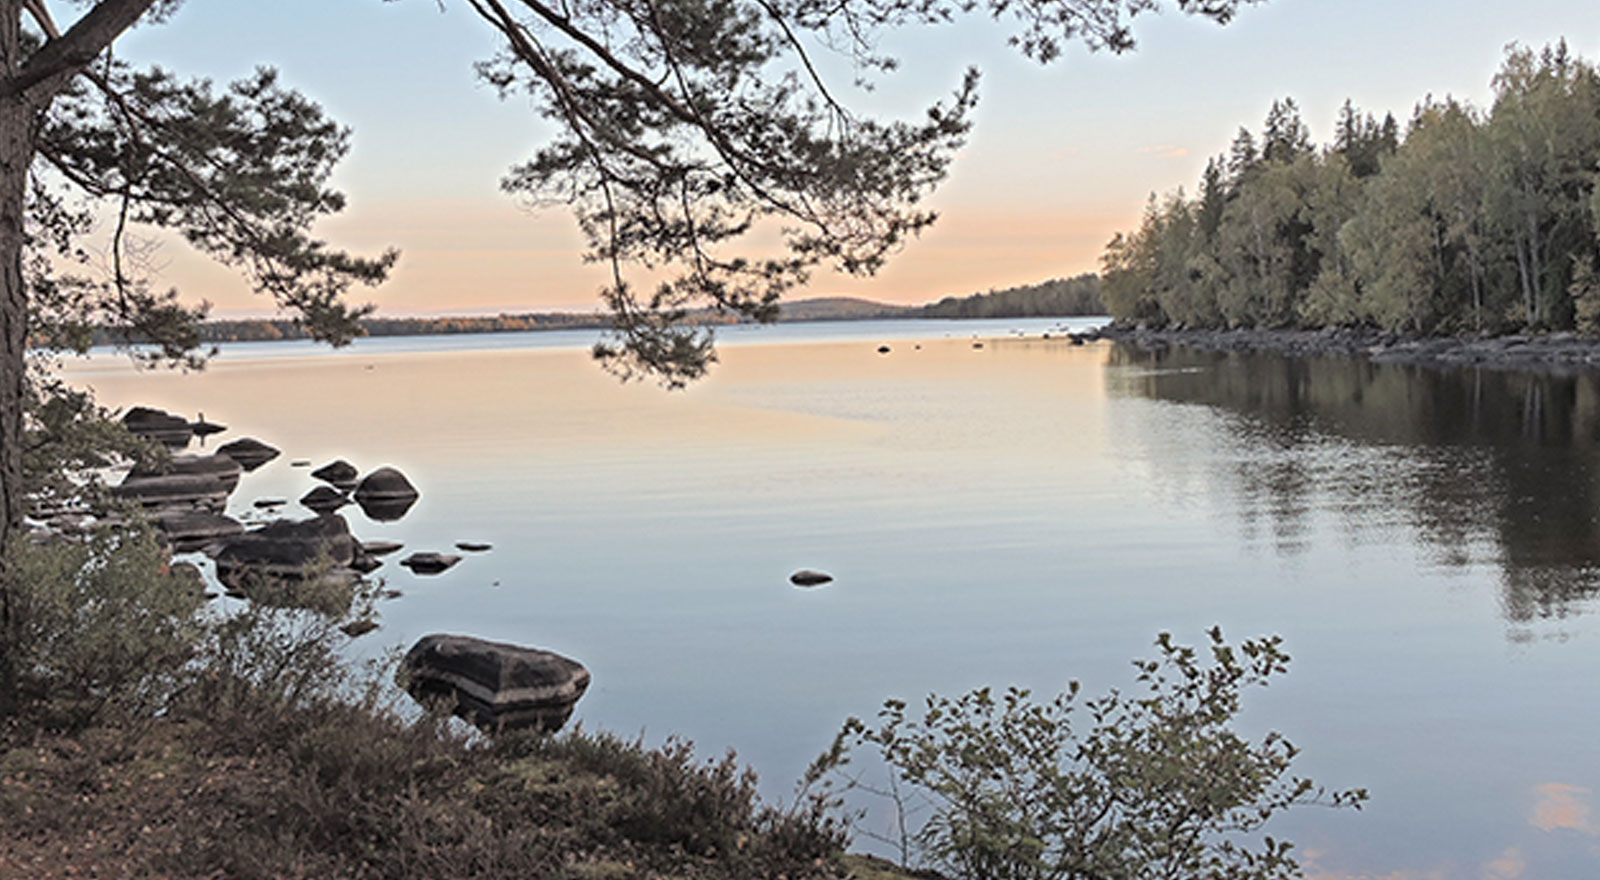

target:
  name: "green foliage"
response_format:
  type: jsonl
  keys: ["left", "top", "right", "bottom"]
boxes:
{"left": 0, "top": 523, "right": 205, "bottom": 734}
{"left": 1101, "top": 41, "right": 1600, "bottom": 338}
{"left": 818, "top": 629, "right": 1366, "bottom": 880}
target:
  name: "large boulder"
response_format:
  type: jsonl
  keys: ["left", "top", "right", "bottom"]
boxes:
{"left": 122, "top": 406, "right": 193, "bottom": 448}
{"left": 354, "top": 466, "right": 419, "bottom": 521}
{"left": 130, "top": 453, "right": 243, "bottom": 491}
{"left": 216, "top": 437, "right": 280, "bottom": 471}
{"left": 400, "top": 634, "right": 590, "bottom": 733}
{"left": 212, "top": 514, "right": 357, "bottom": 586}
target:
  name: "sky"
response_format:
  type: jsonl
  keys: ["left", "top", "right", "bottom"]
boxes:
{"left": 45, "top": 0, "right": 1600, "bottom": 315}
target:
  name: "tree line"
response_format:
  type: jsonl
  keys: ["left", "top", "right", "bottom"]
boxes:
{"left": 920, "top": 273, "right": 1103, "bottom": 318}
{"left": 1102, "top": 41, "right": 1600, "bottom": 337}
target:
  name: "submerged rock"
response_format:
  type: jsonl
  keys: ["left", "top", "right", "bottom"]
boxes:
{"left": 400, "top": 634, "right": 590, "bottom": 733}
{"left": 789, "top": 569, "right": 834, "bottom": 587}
{"left": 361, "top": 540, "right": 404, "bottom": 557}
{"left": 455, "top": 541, "right": 492, "bottom": 552}
{"left": 400, "top": 552, "right": 461, "bottom": 575}
{"left": 216, "top": 437, "right": 280, "bottom": 471}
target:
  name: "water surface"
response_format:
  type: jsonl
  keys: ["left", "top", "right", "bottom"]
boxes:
{"left": 63, "top": 319, "right": 1600, "bottom": 879}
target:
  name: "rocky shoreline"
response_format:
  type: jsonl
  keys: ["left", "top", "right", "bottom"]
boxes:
{"left": 1089, "top": 324, "right": 1600, "bottom": 373}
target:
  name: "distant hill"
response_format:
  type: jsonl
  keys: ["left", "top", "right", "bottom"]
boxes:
{"left": 72, "top": 275, "right": 1102, "bottom": 347}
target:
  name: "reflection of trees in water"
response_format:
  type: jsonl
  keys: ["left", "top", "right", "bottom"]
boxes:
{"left": 1107, "top": 344, "right": 1600, "bottom": 623}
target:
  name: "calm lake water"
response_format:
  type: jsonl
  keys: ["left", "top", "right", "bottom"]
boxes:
{"left": 62, "top": 318, "right": 1600, "bottom": 879}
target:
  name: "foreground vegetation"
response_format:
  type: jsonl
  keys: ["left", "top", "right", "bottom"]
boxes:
{"left": 1103, "top": 41, "right": 1600, "bottom": 337}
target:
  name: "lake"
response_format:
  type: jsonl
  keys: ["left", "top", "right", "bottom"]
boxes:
{"left": 61, "top": 318, "right": 1600, "bottom": 879}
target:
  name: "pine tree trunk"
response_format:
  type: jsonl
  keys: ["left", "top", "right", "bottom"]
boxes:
{"left": 0, "top": 95, "right": 30, "bottom": 546}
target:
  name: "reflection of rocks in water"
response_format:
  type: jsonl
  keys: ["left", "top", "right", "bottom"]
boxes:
{"left": 401, "top": 634, "right": 590, "bottom": 733}
{"left": 311, "top": 459, "right": 360, "bottom": 491}
{"left": 122, "top": 406, "right": 193, "bottom": 448}
{"left": 216, "top": 437, "right": 280, "bottom": 471}
{"left": 1110, "top": 343, "right": 1600, "bottom": 624}
{"left": 354, "top": 466, "right": 419, "bottom": 521}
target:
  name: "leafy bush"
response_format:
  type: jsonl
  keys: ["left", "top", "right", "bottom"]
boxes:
{"left": 817, "top": 628, "right": 1367, "bottom": 880}
{"left": 0, "top": 524, "right": 206, "bottom": 735}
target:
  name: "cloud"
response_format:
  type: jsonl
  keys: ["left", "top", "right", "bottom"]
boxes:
{"left": 1137, "top": 144, "right": 1189, "bottom": 159}
{"left": 1482, "top": 847, "right": 1526, "bottom": 880}
{"left": 1531, "top": 783, "right": 1598, "bottom": 835}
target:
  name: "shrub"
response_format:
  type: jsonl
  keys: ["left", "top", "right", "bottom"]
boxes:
{"left": 817, "top": 628, "right": 1367, "bottom": 880}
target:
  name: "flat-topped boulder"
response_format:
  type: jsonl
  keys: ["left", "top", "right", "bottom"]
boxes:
{"left": 400, "top": 634, "right": 590, "bottom": 733}
{"left": 311, "top": 459, "right": 360, "bottom": 490}
{"left": 122, "top": 406, "right": 193, "bottom": 448}
{"left": 216, "top": 437, "right": 280, "bottom": 471}
{"left": 115, "top": 456, "right": 241, "bottom": 511}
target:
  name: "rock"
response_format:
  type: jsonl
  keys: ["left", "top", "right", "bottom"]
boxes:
{"left": 877, "top": 345, "right": 891, "bottom": 354}
{"left": 122, "top": 406, "right": 193, "bottom": 448}
{"left": 216, "top": 437, "right": 280, "bottom": 471}
{"left": 400, "top": 552, "right": 461, "bottom": 575}
{"left": 300, "top": 485, "right": 351, "bottom": 513}
{"left": 290, "top": 460, "right": 312, "bottom": 468}
{"left": 154, "top": 510, "right": 244, "bottom": 553}
{"left": 354, "top": 466, "right": 419, "bottom": 521}
{"left": 349, "top": 552, "right": 383, "bottom": 574}
{"left": 400, "top": 634, "right": 591, "bottom": 733}
{"left": 972, "top": 342, "right": 984, "bottom": 349}
{"left": 253, "top": 498, "right": 288, "bottom": 509}
{"left": 130, "top": 453, "right": 243, "bottom": 491}
{"left": 311, "top": 459, "right": 360, "bottom": 490}
{"left": 361, "top": 540, "right": 404, "bottom": 556}
{"left": 213, "top": 514, "right": 358, "bottom": 588}
{"left": 341, "top": 619, "right": 380, "bottom": 638}
{"left": 455, "top": 541, "right": 492, "bottom": 552}
{"left": 189, "top": 418, "right": 226, "bottom": 437}
{"left": 789, "top": 569, "right": 834, "bottom": 587}
{"left": 115, "top": 463, "right": 238, "bottom": 511}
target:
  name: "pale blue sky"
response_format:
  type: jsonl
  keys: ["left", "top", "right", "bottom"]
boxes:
{"left": 53, "top": 0, "right": 1600, "bottom": 314}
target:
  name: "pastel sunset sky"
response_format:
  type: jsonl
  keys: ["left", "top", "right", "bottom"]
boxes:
{"left": 89, "top": 0, "right": 1600, "bottom": 315}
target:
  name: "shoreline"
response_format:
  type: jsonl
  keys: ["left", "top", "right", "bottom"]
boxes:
{"left": 1091, "top": 324, "right": 1600, "bottom": 374}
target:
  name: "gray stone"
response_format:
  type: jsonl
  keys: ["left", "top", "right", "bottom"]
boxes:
{"left": 217, "top": 437, "right": 280, "bottom": 471}
{"left": 354, "top": 466, "right": 419, "bottom": 521}
{"left": 311, "top": 459, "right": 360, "bottom": 490}
{"left": 400, "top": 552, "right": 461, "bottom": 575}
{"left": 300, "top": 485, "right": 350, "bottom": 513}
{"left": 154, "top": 510, "right": 244, "bottom": 552}
{"left": 122, "top": 406, "right": 193, "bottom": 448}
{"left": 400, "top": 634, "right": 590, "bottom": 733}
{"left": 789, "top": 569, "right": 834, "bottom": 587}
{"left": 213, "top": 514, "right": 357, "bottom": 587}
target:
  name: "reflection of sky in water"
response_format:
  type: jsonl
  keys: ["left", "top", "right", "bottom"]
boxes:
{"left": 62, "top": 322, "right": 1600, "bottom": 880}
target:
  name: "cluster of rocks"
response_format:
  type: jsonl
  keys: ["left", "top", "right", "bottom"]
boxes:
{"left": 1096, "top": 323, "right": 1600, "bottom": 374}
{"left": 96, "top": 405, "right": 584, "bottom": 734}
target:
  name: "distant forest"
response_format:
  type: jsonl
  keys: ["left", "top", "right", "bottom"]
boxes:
{"left": 1102, "top": 42, "right": 1600, "bottom": 336}
{"left": 920, "top": 273, "right": 1103, "bottom": 318}
{"left": 82, "top": 274, "right": 1105, "bottom": 346}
